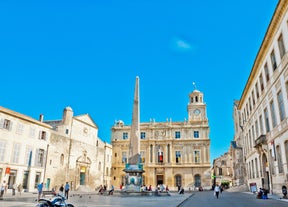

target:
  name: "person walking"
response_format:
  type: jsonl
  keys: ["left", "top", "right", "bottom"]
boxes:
{"left": 0, "top": 181, "right": 7, "bottom": 200}
{"left": 214, "top": 184, "right": 220, "bottom": 199}
{"left": 64, "top": 182, "right": 70, "bottom": 199}
{"left": 108, "top": 184, "right": 114, "bottom": 195}
{"left": 37, "top": 182, "right": 43, "bottom": 201}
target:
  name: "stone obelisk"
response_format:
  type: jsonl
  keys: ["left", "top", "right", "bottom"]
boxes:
{"left": 122, "top": 76, "right": 144, "bottom": 193}
{"left": 129, "top": 76, "right": 140, "bottom": 159}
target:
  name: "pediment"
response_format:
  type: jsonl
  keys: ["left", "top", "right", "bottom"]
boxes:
{"left": 74, "top": 114, "right": 98, "bottom": 129}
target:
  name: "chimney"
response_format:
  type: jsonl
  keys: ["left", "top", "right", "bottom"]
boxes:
{"left": 39, "top": 114, "right": 44, "bottom": 122}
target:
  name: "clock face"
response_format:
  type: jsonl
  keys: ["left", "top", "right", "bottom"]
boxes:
{"left": 193, "top": 109, "right": 201, "bottom": 115}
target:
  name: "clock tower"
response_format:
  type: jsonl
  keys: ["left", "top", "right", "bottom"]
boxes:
{"left": 188, "top": 89, "right": 207, "bottom": 121}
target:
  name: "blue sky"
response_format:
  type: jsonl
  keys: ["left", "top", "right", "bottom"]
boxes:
{"left": 0, "top": 0, "right": 278, "bottom": 162}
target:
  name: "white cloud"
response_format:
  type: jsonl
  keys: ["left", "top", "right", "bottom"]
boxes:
{"left": 171, "top": 37, "right": 194, "bottom": 52}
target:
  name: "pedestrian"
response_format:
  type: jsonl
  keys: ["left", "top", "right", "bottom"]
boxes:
{"left": 0, "top": 181, "right": 6, "bottom": 200}
{"left": 148, "top": 185, "right": 152, "bottom": 191}
{"left": 65, "top": 182, "right": 70, "bottom": 199}
{"left": 12, "top": 183, "right": 16, "bottom": 196}
{"left": 108, "top": 184, "right": 114, "bottom": 195}
{"left": 214, "top": 184, "right": 220, "bottom": 199}
{"left": 37, "top": 182, "right": 43, "bottom": 201}
{"left": 98, "top": 185, "right": 104, "bottom": 195}
{"left": 17, "top": 183, "right": 22, "bottom": 196}
{"left": 59, "top": 184, "right": 64, "bottom": 196}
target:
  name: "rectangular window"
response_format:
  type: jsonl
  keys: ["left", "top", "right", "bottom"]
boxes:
{"left": 270, "top": 50, "right": 277, "bottom": 71}
{"left": 264, "top": 64, "right": 270, "bottom": 83}
{"left": 175, "top": 131, "right": 181, "bottom": 139}
{"left": 0, "top": 119, "right": 12, "bottom": 130}
{"left": 252, "top": 91, "right": 255, "bottom": 106}
{"left": 278, "top": 34, "right": 286, "bottom": 58}
{"left": 255, "top": 83, "right": 259, "bottom": 99}
{"left": 193, "top": 131, "right": 199, "bottom": 138}
{"left": 264, "top": 108, "right": 270, "bottom": 133}
{"left": 0, "top": 140, "right": 6, "bottom": 162}
{"left": 29, "top": 127, "right": 36, "bottom": 138}
{"left": 16, "top": 123, "right": 24, "bottom": 135}
{"left": 270, "top": 100, "right": 277, "bottom": 128}
{"left": 175, "top": 151, "right": 181, "bottom": 163}
{"left": 39, "top": 131, "right": 47, "bottom": 140}
{"left": 255, "top": 120, "right": 259, "bottom": 138}
{"left": 35, "top": 149, "right": 45, "bottom": 167}
{"left": 34, "top": 172, "right": 41, "bottom": 188}
{"left": 219, "top": 168, "right": 223, "bottom": 176}
{"left": 140, "top": 132, "right": 146, "bottom": 139}
{"left": 249, "top": 97, "right": 252, "bottom": 111}
{"left": 158, "top": 151, "right": 163, "bottom": 163}
{"left": 259, "top": 115, "right": 264, "bottom": 135}
{"left": 194, "top": 151, "right": 200, "bottom": 163}
{"left": 259, "top": 73, "right": 264, "bottom": 92}
{"left": 122, "top": 152, "right": 127, "bottom": 163}
{"left": 277, "top": 90, "right": 286, "bottom": 121}
{"left": 123, "top": 132, "right": 128, "bottom": 140}
{"left": 12, "top": 143, "right": 21, "bottom": 163}
{"left": 255, "top": 158, "right": 259, "bottom": 178}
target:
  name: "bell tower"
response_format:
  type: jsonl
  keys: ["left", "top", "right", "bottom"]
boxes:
{"left": 187, "top": 88, "right": 207, "bottom": 122}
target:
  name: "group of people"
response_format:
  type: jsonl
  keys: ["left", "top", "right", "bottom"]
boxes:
{"left": 37, "top": 181, "right": 70, "bottom": 201}
{"left": 0, "top": 180, "right": 23, "bottom": 199}
{"left": 97, "top": 184, "right": 114, "bottom": 195}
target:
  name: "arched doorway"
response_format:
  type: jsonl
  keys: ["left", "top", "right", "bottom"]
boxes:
{"left": 261, "top": 153, "right": 270, "bottom": 191}
{"left": 76, "top": 150, "right": 91, "bottom": 187}
{"left": 194, "top": 174, "right": 201, "bottom": 187}
{"left": 175, "top": 174, "right": 182, "bottom": 189}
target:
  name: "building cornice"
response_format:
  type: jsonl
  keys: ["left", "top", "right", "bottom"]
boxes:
{"left": 239, "top": 0, "right": 288, "bottom": 108}
{"left": 0, "top": 106, "right": 52, "bottom": 129}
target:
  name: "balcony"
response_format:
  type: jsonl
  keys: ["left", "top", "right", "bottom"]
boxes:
{"left": 254, "top": 135, "right": 267, "bottom": 147}
{"left": 254, "top": 135, "right": 268, "bottom": 154}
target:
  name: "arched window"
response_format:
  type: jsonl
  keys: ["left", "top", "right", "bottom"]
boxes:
{"left": 60, "top": 154, "right": 64, "bottom": 165}
{"left": 175, "top": 175, "right": 182, "bottom": 187}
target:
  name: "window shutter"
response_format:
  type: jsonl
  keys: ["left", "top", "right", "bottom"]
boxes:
{"left": 35, "top": 148, "right": 39, "bottom": 166}
{"left": 9, "top": 121, "right": 13, "bottom": 131}
{"left": 0, "top": 118, "right": 4, "bottom": 128}
{"left": 42, "top": 149, "right": 46, "bottom": 167}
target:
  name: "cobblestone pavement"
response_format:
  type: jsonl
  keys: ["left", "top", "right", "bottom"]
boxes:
{"left": 0, "top": 191, "right": 192, "bottom": 207}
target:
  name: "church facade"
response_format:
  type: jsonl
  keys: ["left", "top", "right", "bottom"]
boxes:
{"left": 111, "top": 89, "right": 211, "bottom": 191}
{"left": 0, "top": 106, "right": 112, "bottom": 192}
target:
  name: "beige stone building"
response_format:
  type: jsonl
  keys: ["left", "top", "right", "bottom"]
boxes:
{"left": 233, "top": 0, "right": 288, "bottom": 195}
{"left": 0, "top": 106, "right": 52, "bottom": 192}
{"left": 212, "top": 152, "right": 233, "bottom": 188}
{"left": 44, "top": 107, "right": 112, "bottom": 191}
{"left": 0, "top": 106, "right": 112, "bottom": 192}
{"left": 111, "top": 89, "right": 211, "bottom": 191}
